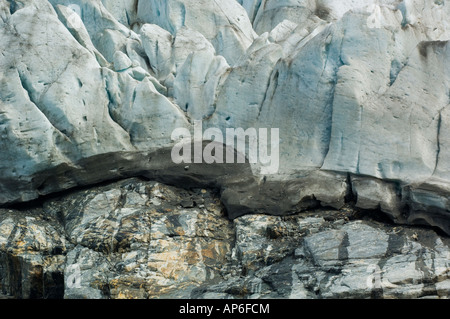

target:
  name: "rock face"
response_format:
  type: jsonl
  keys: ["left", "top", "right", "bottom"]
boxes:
{"left": 0, "top": 179, "right": 449, "bottom": 299}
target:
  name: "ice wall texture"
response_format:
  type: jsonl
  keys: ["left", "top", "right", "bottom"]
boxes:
{"left": 0, "top": 0, "right": 449, "bottom": 233}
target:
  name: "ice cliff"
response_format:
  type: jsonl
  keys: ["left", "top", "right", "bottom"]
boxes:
{"left": 0, "top": 0, "right": 449, "bottom": 233}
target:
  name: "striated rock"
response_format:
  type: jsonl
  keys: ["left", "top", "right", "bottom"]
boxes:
{"left": 195, "top": 211, "right": 450, "bottom": 299}
{"left": 351, "top": 175, "right": 403, "bottom": 221}
{"left": 0, "top": 179, "right": 449, "bottom": 299}
{"left": 44, "top": 178, "right": 235, "bottom": 299}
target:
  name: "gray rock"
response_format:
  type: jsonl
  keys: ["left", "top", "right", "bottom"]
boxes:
{"left": 0, "top": 179, "right": 449, "bottom": 299}
{"left": 0, "top": 209, "right": 67, "bottom": 298}
{"left": 351, "top": 176, "right": 403, "bottom": 221}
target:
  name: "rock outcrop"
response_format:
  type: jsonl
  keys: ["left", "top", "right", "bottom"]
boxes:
{"left": 0, "top": 178, "right": 449, "bottom": 299}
